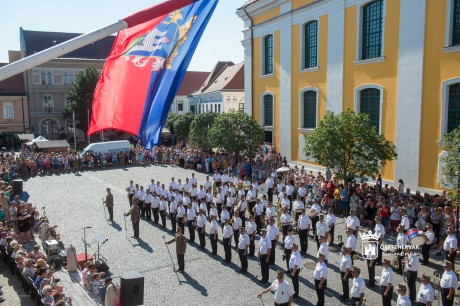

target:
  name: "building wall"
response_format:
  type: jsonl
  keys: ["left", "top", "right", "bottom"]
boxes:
{"left": 239, "top": 0, "right": 460, "bottom": 192}
{"left": 222, "top": 91, "right": 245, "bottom": 112}
{"left": 0, "top": 96, "right": 29, "bottom": 133}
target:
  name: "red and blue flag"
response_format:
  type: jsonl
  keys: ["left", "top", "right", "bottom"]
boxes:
{"left": 88, "top": 0, "right": 219, "bottom": 149}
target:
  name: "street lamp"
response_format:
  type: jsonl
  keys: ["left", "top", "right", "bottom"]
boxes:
{"left": 246, "top": 136, "right": 253, "bottom": 182}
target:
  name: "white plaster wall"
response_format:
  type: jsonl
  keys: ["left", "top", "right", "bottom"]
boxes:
{"left": 279, "top": 22, "right": 292, "bottom": 161}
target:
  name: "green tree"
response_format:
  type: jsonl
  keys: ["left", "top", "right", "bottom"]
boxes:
{"left": 173, "top": 112, "right": 195, "bottom": 141}
{"left": 303, "top": 109, "right": 397, "bottom": 181}
{"left": 189, "top": 112, "right": 219, "bottom": 149}
{"left": 441, "top": 127, "right": 460, "bottom": 205}
{"left": 63, "top": 67, "right": 100, "bottom": 135}
{"left": 209, "top": 110, "right": 264, "bottom": 156}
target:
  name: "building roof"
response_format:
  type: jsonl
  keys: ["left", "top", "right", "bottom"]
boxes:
{"left": 0, "top": 63, "right": 25, "bottom": 95}
{"left": 198, "top": 62, "right": 244, "bottom": 95}
{"left": 197, "top": 61, "right": 235, "bottom": 94}
{"left": 17, "top": 134, "right": 35, "bottom": 141}
{"left": 20, "top": 28, "right": 115, "bottom": 60}
{"left": 35, "top": 140, "right": 70, "bottom": 149}
{"left": 176, "top": 71, "right": 209, "bottom": 96}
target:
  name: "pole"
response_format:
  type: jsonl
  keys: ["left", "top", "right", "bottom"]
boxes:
{"left": 83, "top": 227, "right": 88, "bottom": 262}
{"left": 87, "top": 109, "right": 91, "bottom": 145}
{"left": 124, "top": 215, "right": 128, "bottom": 239}
{"left": 102, "top": 198, "right": 107, "bottom": 220}
{"left": 72, "top": 110, "right": 77, "bottom": 150}
{"left": 21, "top": 97, "right": 26, "bottom": 133}
{"left": 162, "top": 235, "right": 177, "bottom": 272}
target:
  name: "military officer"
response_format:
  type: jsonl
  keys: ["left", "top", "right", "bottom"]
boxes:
{"left": 103, "top": 187, "right": 114, "bottom": 222}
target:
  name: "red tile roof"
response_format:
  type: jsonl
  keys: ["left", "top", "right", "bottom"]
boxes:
{"left": 0, "top": 63, "right": 25, "bottom": 95}
{"left": 176, "top": 71, "right": 210, "bottom": 96}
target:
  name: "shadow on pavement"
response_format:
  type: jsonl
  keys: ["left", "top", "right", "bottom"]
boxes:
{"left": 180, "top": 272, "right": 208, "bottom": 296}
{"left": 132, "top": 238, "right": 153, "bottom": 253}
{"left": 110, "top": 221, "right": 123, "bottom": 232}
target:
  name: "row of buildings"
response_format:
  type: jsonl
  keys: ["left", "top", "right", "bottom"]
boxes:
{"left": 0, "top": 28, "right": 244, "bottom": 147}
{"left": 236, "top": 0, "right": 460, "bottom": 193}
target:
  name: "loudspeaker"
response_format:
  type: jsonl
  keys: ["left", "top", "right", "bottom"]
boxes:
{"left": 12, "top": 179, "right": 23, "bottom": 196}
{"left": 95, "top": 259, "right": 110, "bottom": 274}
{"left": 120, "top": 271, "right": 144, "bottom": 306}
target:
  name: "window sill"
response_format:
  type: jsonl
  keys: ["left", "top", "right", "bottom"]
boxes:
{"left": 443, "top": 45, "right": 460, "bottom": 53}
{"left": 260, "top": 73, "right": 274, "bottom": 78}
{"left": 354, "top": 56, "right": 385, "bottom": 65}
{"left": 298, "top": 128, "right": 315, "bottom": 133}
{"left": 300, "top": 67, "right": 319, "bottom": 73}
{"left": 263, "top": 126, "right": 274, "bottom": 131}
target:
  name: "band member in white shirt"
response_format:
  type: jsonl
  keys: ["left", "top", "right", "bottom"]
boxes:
{"left": 257, "top": 271, "right": 294, "bottom": 305}
{"left": 374, "top": 216, "right": 385, "bottom": 265}
{"left": 417, "top": 273, "right": 434, "bottom": 306}
{"left": 289, "top": 243, "right": 302, "bottom": 298}
{"left": 283, "top": 228, "right": 295, "bottom": 271}
{"left": 297, "top": 208, "right": 311, "bottom": 256}
{"left": 345, "top": 227, "right": 357, "bottom": 265}
{"left": 317, "top": 235, "right": 330, "bottom": 265}
{"left": 237, "top": 227, "right": 250, "bottom": 273}
{"left": 258, "top": 229, "right": 272, "bottom": 284}
{"left": 444, "top": 227, "right": 458, "bottom": 271}
{"left": 315, "top": 214, "right": 329, "bottom": 250}
{"left": 396, "top": 225, "right": 407, "bottom": 274}
{"left": 293, "top": 195, "right": 304, "bottom": 222}
{"left": 267, "top": 218, "right": 280, "bottom": 265}
{"left": 421, "top": 223, "right": 435, "bottom": 265}
{"left": 325, "top": 208, "right": 336, "bottom": 245}
{"left": 400, "top": 208, "right": 410, "bottom": 232}
{"left": 339, "top": 246, "right": 352, "bottom": 301}
{"left": 314, "top": 253, "right": 328, "bottom": 306}
{"left": 209, "top": 215, "right": 219, "bottom": 256}
{"left": 380, "top": 258, "right": 395, "bottom": 306}
{"left": 254, "top": 199, "right": 264, "bottom": 235}
{"left": 396, "top": 283, "right": 411, "bottom": 306}
{"left": 159, "top": 195, "right": 168, "bottom": 228}
{"left": 346, "top": 209, "right": 360, "bottom": 237}
{"left": 186, "top": 203, "right": 196, "bottom": 244}
{"left": 246, "top": 215, "right": 257, "bottom": 257}
{"left": 280, "top": 208, "right": 292, "bottom": 245}
{"left": 406, "top": 248, "right": 420, "bottom": 303}
{"left": 196, "top": 210, "right": 207, "bottom": 249}
{"left": 440, "top": 260, "right": 458, "bottom": 306}
{"left": 310, "top": 200, "right": 321, "bottom": 236}
{"left": 176, "top": 201, "right": 186, "bottom": 234}
{"left": 222, "top": 219, "right": 233, "bottom": 264}
{"left": 350, "top": 266, "right": 365, "bottom": 306}
{"left": 232, "top": 211, "right": 242, "bottom": 248}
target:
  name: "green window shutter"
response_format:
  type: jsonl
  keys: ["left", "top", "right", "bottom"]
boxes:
{"left": 264, "top": 95, "right": 273, "bottom": 126}
{"left": 304, "top": 21, "right": 318, "bottom": 69}
{"left": 264, "top": 35, "right": 274, "bottom": 75}
{"left": 303, "top": 91, "right": 317, "bottom": 129}
{"left": 448, "top": 83, "right": 460, "bottom": 133}
{"left": 362, "top": 0, "right": 383, "bottom": 60}
{"left": 453, "top": 0, "right": 460, "bottom": 45}
{"left": 360, "top": 88, "right": 381, "bottom": 132}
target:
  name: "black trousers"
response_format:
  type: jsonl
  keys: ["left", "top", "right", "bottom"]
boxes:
{"left": 284, "top": 248, "right": 292, "bottom": 271}
{"left": 249, "top": 201, "right": 256, "bottom": 217}
{"left": 144, "top": 204, "right": 151, "bottom": 220}
{"left": 446, "top": 251, "right": 455, "bottom": 271}
{"left": 441, "top": 288, "right": 454, "bottom": 306}
{"left": 132, "top": 221, "right": 139, "bottom": 238}
{"left": 329, "top": 225, "right": 335, "bottom": 244}
{"left": 217, "top": 203, "right": 222, "bottom": 220}
{"left": 255, "top": 215, "right": 262, "bottom": 235}
{"left": 299, "top": 229, "right": 308, "bottom": 255}
{"left": 367, "top": 260, "right": 375, "bottom": 286}
{"left": 107, "top": 207, "right": 113, "bottom": 221}
{"left": 260, "top": 254, "right": 269, "bottom": 282}
{"left": 376, "top": 242, "right": 382, "bottom": 264}
{"left": 177, "top": 253, "right": 184, "bottom": 272}
{"left": 268, "top": 188, "right": 273, "bottom": 202}
{"left": 238, "top": 249, "right": 248, "bottom": 272}
{"left": 314, "top": 279, "right": 326, "bottom": 306}
{"left": 422, "top": 243, "right": 431, "bottom": 264}
{"left": 151, "top": 207, "right": 158, "bottom": 223}
{"left": 406, "top": 270, "right": 417, "bottom": 302}
{"left": 128, "top": 193, "right": 133, "bottom": 206}
{"left": 160, "top": 210, "right": 167, "bottom": 228}
{"left": 223, "top": 238, "right": 231, "bottom": 262}
{"left": 233, "top": 230, "right": 240, "bottom": 247}
{"left": 198, "top": 227, "right": 206, "bottom": 248}
{"left": 239, "top": 211, "right": 246, "bottom": 228}
{"left": 188, "top": 220, "right": 195, "bottom": 243}
{"left": 351, "top": 297, "right": 360, "bottom": 306}
{"left": 170, "top": 213, "right": 176, "bottom": 233}
{"left": 274, "top": 303, "right": 288, "bottom": 306}
{"left": 270, "top": 240, "right": 276, "bottom": 264}
{"left": 210, "top": 233, "right": 218, "bottom": 255}
{"left": 282, "top": 225, "right": 289, "bottom": 244}
{"left": 249, "top": 236, "right": 255, "bottom": 256}
{"left": 312, "top": 217, "right": 319, "bottom": 235}
{"left": 178, "top": 218, "right": 185, "bottom": 234}
{"left": 290, "top": 268, "right": 300, "bottom": 296}
{"left": 340, "top": 272, "right": 349, "bottom": 298}
{"left": 381, "top": 286, "right": 393, "bottom": 306}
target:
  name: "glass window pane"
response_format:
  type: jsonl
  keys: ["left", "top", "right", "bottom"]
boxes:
{"left": 303, "top": 91, "right": 317, "bottom": 129}
{"left": 448, "top": 83, "right": 460, "bottom": 133}
{"left": 304, "top": 21, "right": 318, "bottom": 69}
{"left": 360, "top": 88, "right": 380, "bottom": 132}
{"left": 453, "top": 0, "right": 460, "bottom": 45}
{"left": 264, "top": 35, "right": 274, "bottom": 75}
{"left": 264, "top": 95, "right": 273, "bottom": 126}
{"left": 362, "top": 0, "right": 383, "bottom": 60}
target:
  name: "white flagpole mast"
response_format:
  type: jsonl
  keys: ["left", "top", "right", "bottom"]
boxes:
{"left": 72, "top": 110, "right": 77, "bottom": 150}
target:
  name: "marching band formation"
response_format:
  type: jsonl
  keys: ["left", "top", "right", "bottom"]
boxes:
{"left": 122, "top": 169, "right": 458, "bottom": 306}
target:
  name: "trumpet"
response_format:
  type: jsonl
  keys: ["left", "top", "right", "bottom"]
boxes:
{"left": 353, "top": 253, "right": 364, "bottom": 260}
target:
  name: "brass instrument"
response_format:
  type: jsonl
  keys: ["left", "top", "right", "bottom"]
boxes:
{"left": 236, "top": 181, "right": 244, "bottom": 190}
{"left": 353, "top": 253, "right": 364, "bottom": 261}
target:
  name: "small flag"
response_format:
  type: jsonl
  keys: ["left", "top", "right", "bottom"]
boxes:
{"left": 88, "top": 0, "right": 219, "bottom": 149}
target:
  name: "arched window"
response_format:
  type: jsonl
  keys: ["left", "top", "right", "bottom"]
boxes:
{"left": 262, "top": 94, "right": 273, "bottom": 126}
{"left": 448, "top": 83, "right": 460, "bottom": 133}
{"left": 361, "top": 0, "right": 383, "bottom": 60}
{"left": 262, "top": 34, "right": 274, "bottom": 75}
{"left": 301, "top": 90, "right": 317, "bottom": 129}
{"left": 359, "top": 88, "right": 381, "bottom": 132}
{"left": 303, "top": 21, "right": 318, "bottom": 69}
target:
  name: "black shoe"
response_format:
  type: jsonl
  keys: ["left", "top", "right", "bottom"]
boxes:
{"left": 131, "top": 235, "right": 136, "bottom": 238}
{"left": 340, "top": 297, "right": 349, "bottom": 301}
{"left": 134, "top": 237, "right": 139, "bottom": 239}
{"left": 293, "top": 294, "right": 299, "bottom": 298}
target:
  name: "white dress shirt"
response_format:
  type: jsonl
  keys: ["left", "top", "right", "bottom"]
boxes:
{"left": 259, "top": 236, "right": 271, "bottom": 254}
{"left": 417, "top": 283, "right": 434, "bottom": 304}
{"left": 406, "top": 253, "right": 419, "bottom": 271}
{"left": 222, "top": 224, "right": 233, "bottom": 239}
{"left": 298, "top": 215, "right": 311, "bottom": 230}
{"left": 314, "top": 262, "right": 328, "bottom": 280}
{"left": 270, "top": 280, "right": 294, "bottom": 304}
{"left": 380, "top": 267, "right": 395, "bottom": 286}
{"left": 346, "top": 234, "right": 357, "bottom": 251}
{"left": 289, "top": 250, "right": 301, "bottom": 269}
{"left": 340, "top": 255, "right": 352, "bottom": 272}
{"left": 351, "top": 276, "right": 365, "bottom": 298}
{"left": 284, "top": 235, "right": 295, "bottom": 250}
{"left": 238, "top": 233, "right": 250, "bottom": 250}
{"left": 441, "top": 270, "right": 458, "bottom": 289}
{"left": 444, "top": 234, "right": 458, "bottom": 252}
{"left": 396, "top": 295, "right": 411, "bottom": 306}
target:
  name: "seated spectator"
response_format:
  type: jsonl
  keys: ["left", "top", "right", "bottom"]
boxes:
{"left": 42, "top": 285, "right": 54, "bottom": 305}
{"left": 29, "top": 245, "right": 46, "bottom": 260}
{"left": 22, "top": 258, "right": 35, "bottom": 279}
{"left": 34, "top": 269, "right": 47, "bottom": 288}
{"left": 92, "top": 273, "right": 102, "bottom": 295}
{"left": 51, "top": 292, "right": 72, "bottom": 306}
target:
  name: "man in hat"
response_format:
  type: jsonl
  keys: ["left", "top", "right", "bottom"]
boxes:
{"left": 258, "top": 229, "right": 272, "bottom": 284}
{"left": 396, "top": 225, "right": 407, "bottom": 274}
{"left": 374, "top": 216, "right": 385, "bottom": 265}
{"left": 440, "top": 260, "right": 458, "bottom": 306}
{"left": 345, "top": 227, "right": 357, "bottom": 265}
{"left": 443, "top": 228, "right": 458, "bottom": 271}
{"left": 379, "top": 258, "right": 395, "bottom": 306}
{"left": 297, "top": 208, "right": 311, "bottom": 256}
{"left": 267, "top": 218, "right": 280, "bottom": 265}
{"left": 396, "top": 283, "right": 411, "bottom": 306}
{"left": 417, "top": 274, "right": 434, "bottom": 306}
{"left": 339, "top": 246, "right": 352, "bottom": 301}
{"left": 222, "top": 218, "right": 233, "bottom": 264}
{"left": 406, "top": 247, "right": 419, "bottom": 302}
{"left": 209, "top": 215, "right": 219, "bottom": 256}
{"left": 400, "top": 208, "right": 410, "bottom": 232}
{"left": 196, "top": 210, "right": 207, "bottom": 249}
{"left": 315, "top": 214, "right": 329, "bottom": 250}
{"left": 124, "top": 199, "right": 140, "bottom": 239}
{"left": 103, "top": 188, "right": 114, "bottom": 222}
{"left": 421, "top": 223, "right": 434, "bottom": 265}
{"left": 317, "top": 235, "right": 330, "bottom": 265}
{"left": 283, "top": 227, "right": 295, "bottom": 271}
{"left": 313, "top": 253, "right": 328, "bottom": 306}
{"left": 186, "top": 202, "right": 196, "bottom": 243}
{"left": 165, "top": 228, "right": 187, "bottom": 273}
{"left": 257, "top": 270, "right": 294, "bottom": 305}
{"left": 237, "top": 227, "right": 250, "bottom": 273}
{"left": 350, "top": 266, "right": 365, "bottom": 306}
{"left": 246, "top": 215, "right": 257, "bottom": 257}
{"left": 289, "top": 243, "right": 301, "bottom": 298}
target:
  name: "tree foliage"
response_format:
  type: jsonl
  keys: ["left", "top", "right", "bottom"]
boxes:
{"left": 441, "top": 127, "right": 460, "bottom": 204}
{"left": 189, "top": 112, "right": 219, "bottom": 149}
{"left": 173, "top": 112, "right": 195, "bottom": 141}
{"left": 63, "top": 67, "right": 100, "bottom": 135}
{"left": 208, "top": 110, "right": 264, "bottom": 155}
{"left": 303, "top": 109, "right": 397, "bottom": 181}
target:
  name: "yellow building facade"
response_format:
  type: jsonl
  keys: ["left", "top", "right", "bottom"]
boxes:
{"left": 237, "top": 0, "right": 460, "bottom": 193}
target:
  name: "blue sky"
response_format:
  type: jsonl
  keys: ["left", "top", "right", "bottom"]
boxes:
{"left": 0, "top": 0, "right": 245, "bottom": 71}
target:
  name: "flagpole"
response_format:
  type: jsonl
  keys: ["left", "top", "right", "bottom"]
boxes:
{"left": 87, "top": 109, "right": 91, "bottom": 145}
{"left": 72, "top": 110, "right": 77, "bottom": 150}
{"left": 0, "top": 0, "right": 197, "bottom": 82}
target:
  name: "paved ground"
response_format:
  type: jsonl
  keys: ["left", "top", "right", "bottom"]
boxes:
{"left": 18, "top": 164, "right": 451, "bottom": 306}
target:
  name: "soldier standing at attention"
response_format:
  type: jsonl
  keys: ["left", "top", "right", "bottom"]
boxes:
{"left": 165, "top": 228, "right": 187, "bottom": 273}
{"left": 124, "top": 200, "right": 140, "bottom": 239}
{"left": 103, "top": 188, "right": 114, "bottom": 222}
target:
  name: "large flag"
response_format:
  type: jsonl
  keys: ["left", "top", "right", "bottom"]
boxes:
{"left": 88, "top": 0, "right": 219, "bottom": 149}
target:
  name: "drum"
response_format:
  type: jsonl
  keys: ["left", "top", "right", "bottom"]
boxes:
{"left": 406, "top": 228, "right": 426, "bottom": 245}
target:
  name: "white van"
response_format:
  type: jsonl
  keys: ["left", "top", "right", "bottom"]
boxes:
{"left": 80, "top": 140, "right": 131, "bottom": 158}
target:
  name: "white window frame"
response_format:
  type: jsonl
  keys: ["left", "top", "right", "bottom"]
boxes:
{"left": 260, "top": 92, "right": 275, "bottom": 128}
{"left": 32, "top": 70, "right": 41, "bottom": 85}
{"left": 298, "top": 87, "right": 319, "bottom": 132}
{"left": 445, "top": 0, "right": 460, "bottom": 51}
{"left": 43, "top": 95, "right": 54, "bottom": 113}
{"left": 177, "top": 101, "right": 184, "bottom": 112}
{"left": 261, "top": 33, "right": 275, "bottom": 77}
{"left": 355, "top": 0, "right": 387, "bottom": 63}
{"left": 300, "top": 19, "right": 320, "bottom": 71}
{"left": 354, "top": 84, "right": 384, "bottom": 134}
{"left": 440, "top": 77, "right": 460, "bottom": 139}
{"left": 2, "top": 101, "right": 14, "bottom": 119}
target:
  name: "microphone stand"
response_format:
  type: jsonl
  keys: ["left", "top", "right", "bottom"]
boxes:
{"left": 83, "top": 227, "right": 91, "bottom": 262}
